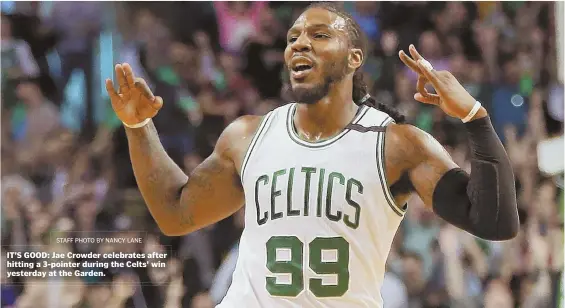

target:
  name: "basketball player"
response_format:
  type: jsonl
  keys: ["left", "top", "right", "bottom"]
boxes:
{"left": 105, "top": 3, "right": 518, "bottom": 307}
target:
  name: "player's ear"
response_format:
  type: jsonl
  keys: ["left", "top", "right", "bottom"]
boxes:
{"left": 348, "top": 48, "right": 363, "bottom": 71}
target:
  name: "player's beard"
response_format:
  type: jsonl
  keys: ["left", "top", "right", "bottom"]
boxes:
{"left": 286, "top": 56, "right": 349, "bottom": 105}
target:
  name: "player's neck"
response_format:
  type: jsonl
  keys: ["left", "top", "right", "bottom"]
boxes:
{"left": 294, "top": 82, "right": 358, "bottom": 142}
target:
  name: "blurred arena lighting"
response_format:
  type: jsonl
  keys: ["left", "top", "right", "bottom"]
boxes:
{"left": 510, "top": 94, "right": 524, "bottom": 107}
{"left": 537, "top": 135, "right": 564, "bottom": 176}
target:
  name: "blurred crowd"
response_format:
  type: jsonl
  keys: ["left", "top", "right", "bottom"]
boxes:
{"left": 1, "top": 2, "right": 563, "bottom": 308}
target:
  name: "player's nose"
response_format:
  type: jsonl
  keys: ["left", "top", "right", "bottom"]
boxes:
{"left": 291, "top": 33, "right": 312, "bottom": 53}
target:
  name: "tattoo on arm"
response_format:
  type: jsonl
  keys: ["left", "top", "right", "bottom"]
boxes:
{"left": 178, "top": 150, "right": 244, "bottom": 229}
{"left": 180, "top": 158, "right": 225, "bottom": 227}
{"left": 126, "top": 115, "right": 252, "bottom": 236}
{"left": 179, "top": 211, "right": 194, "bottom": 227}
{"left": 126, "top": 122, "right": 191, "bottom": 232}
{"left": 409, "top": 156, "right": 454, "bottom": 207}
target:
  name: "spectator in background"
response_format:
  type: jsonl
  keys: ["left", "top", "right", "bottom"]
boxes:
{"left": 6, "top": 2, "right": 59, "bottom": 102}
{"left": 213, "top": 1, "right": 268, "bottom": 53}
{"left": 1, "top": 14, "right": 40, "bottom": 111}
{"left": 404, "top": 31, "right": 450, "bottom": 82}
{"left": 115, "top": 5, "right": 151, "bottom": 85}
{"left": 381, "top": 270, "right": 409, "bottom": 308}
{"left": 151, "top": 71, "right": 199, "bottom": 166}
{"left": 401, "top": 252, "right": 427, "bottom": 308}
{"left": 373, "top": 30, "right": 400, "bottom": 97}
{"left": 209, "top": 209, "right": 245, "bottom": 306}
{"left": 49, "top": 1, "right": 103, "bottom": 138}
{"left": 492, "top": 54, "right": 528, "bottom": 140}
{"left": 11, "top": 79, "right": 60, "bottom": 181}
{"left": 242, "top": 7, "right": 286, "bottom": 99}
{"left": 347, "top": 2, "right": 381, "bottom": 41}
{"left": 133, "top": 9, "right": 172, "bottom": 75}
{"left": 484, "top": 279, "right": 514, "bottom": 308}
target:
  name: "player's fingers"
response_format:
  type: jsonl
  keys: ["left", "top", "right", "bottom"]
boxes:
{"left": 122, "top": 63, "right": 136, "bottom": 87}
{"left": 409, "top": 44, "right": 424, "bottom": 61}
{"left": 115, "top": 64, "right": 130, "bottom": 94}
{"left": 114, "top": 64, "right": 126, "bottom": 87}
{"left": 399, "top": 50, "right": 421, "bottom": 74}
{"left": 151, "top": 96, "right": 164, "bottom": 111}
{"left": 105, "top": 79, "right": 124, "bottom": 109}
{"left": 417, "top": 60, "right": 442, "bottom": 89}
{"left": 105, "top": 79, "right": 119, "bottom": 99}
{"left": 134, "top": 78, "right": 162, "bottom": 111}
{"left": 416, "top": 75, "right": 431, "bottom": 97}
{"left": 414, "top": 92, "right": 440, "bottom": 105}
{"left": 134, "top": 78, "right": 154, "bottom": 100}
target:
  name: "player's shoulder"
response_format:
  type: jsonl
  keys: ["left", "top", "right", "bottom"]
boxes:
{"left": 385, "top": 122, "right": 448, "bottom": 169}
{"left": 211, "top": 115, "right": 264, "bottom": 164}
{"left": 385, "top": 123, "right": 428, "bottom": 145}
{"left": 386, "top": 123, "right": 431, "bottom": 159}
{"left": 219, "top": 103, "right": 290, "bottom": 148}
{"left": 359, "top": 105, "right": 396, "bottom": 127}
{"left": 218, "top": 115, "right": 264, "bottom": 151}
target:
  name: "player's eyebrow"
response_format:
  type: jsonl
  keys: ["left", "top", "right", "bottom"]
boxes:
{"left": 287, "top": 23, "right": 333, "bottom": 37}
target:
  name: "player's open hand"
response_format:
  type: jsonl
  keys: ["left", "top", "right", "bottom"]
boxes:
{"left": 399, "top": 45, "right": 479, "bottom": 120}
{"left": 105, "top": 63, "right": 163, "bottom": 127}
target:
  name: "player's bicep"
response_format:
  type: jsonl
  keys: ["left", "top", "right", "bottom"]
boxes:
{"left": 173, "top": 115, "right": 262, "bottom": 235}
{"left": 408, "top": 132, "right": 459, "bottom": 208}
{"left": 178, "top": 151, "right": 244, "bottom": 233}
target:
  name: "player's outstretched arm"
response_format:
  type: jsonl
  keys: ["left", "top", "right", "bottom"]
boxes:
{"left": 123, "top": 119, "right": 250, "bottom": 236}
{"left": 106, "top": 63, "right": 254, "bottom": 236}
{"left": 386, "top": 123, "right": 519, "bottom": 240}
{"left": 389, "top": 45, "right": 519, "bottom": 241}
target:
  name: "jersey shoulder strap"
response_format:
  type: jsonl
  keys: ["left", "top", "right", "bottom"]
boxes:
{"left": 347, "top": 106, "right": 395, "bottom": 132}
{"left": 239, "top": 104, "right": 292, "bottom": 182}
{"left": 348, "top": 106, "right": 406, "bottom": 216}
{"left": 240, "top": 111, "right": 275, "bottom": 182}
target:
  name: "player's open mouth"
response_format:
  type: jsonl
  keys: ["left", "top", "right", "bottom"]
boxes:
{"left": 291, "top": 65, "right": 313, "bottom": 79}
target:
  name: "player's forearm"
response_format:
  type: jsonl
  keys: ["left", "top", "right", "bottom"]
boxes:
{"left": 464, "top": 115, "right": 519, "bottom": 238}
{"left": 125, "top": 121, "right": 190, "bottom": 234}
{"left": 432, "top": 116, "right": 519, "bottom": 241}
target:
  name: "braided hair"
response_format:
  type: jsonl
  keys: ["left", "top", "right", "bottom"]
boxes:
{"left": 305, "top": 2, "right": 405, "bottom": 123}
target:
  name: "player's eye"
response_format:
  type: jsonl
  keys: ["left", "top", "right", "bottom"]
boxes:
{"left": 314, "top": 33, "right": 330, "bottom": 39}
{"left": 288, "top": 37, "right": 298, "bottom": 43}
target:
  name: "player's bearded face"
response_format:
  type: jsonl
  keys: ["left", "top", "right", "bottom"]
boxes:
{"left": 287, "top": 55, "right": 349, "bottom": 105}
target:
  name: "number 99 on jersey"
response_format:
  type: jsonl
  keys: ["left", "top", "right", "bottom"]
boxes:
{"left": 265, "top": 236, "right": 350, "bottom": 298}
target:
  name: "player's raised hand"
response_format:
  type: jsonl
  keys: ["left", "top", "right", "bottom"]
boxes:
{"left": 105, "top": 63, "right": 163, "bottom": 127}
{"left": 399, "top": 45, "right": 480, "bottom": 120}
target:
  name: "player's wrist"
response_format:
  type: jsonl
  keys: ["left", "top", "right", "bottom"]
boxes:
{"left": 461, "top": 101, "right": 487, "bottom": 123}
{"left": 123, "top": 118, "right": 151, "bottom": 129}
{"left": 468, "top": 106, "right": 488, "bottom": 122}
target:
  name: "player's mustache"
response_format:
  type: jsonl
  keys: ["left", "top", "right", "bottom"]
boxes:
{"left": 287, "top": 53, "right": 316, "bottom": 71}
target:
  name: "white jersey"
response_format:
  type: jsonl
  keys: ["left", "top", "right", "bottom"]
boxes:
{"left": 217, "top": 103, "right": 406, "bottom": 308}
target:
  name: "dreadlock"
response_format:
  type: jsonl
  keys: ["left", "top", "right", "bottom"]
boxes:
{"left": 305, "top": 2, "right": 405, "bottom": 123}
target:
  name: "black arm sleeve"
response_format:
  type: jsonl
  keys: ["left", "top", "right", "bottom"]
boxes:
{"left": 432, "top": 116, "right": 519, "bottom": 240}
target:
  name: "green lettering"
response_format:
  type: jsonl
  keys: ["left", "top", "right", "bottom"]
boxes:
{"left": 266, "top": 236, "right": 304, "bottom": 296}
{"left": 344, "top": 179, "right": 363, "bottom": 229}
{"left": 266, "top": 236, "right": 350, "bottom": 298}
{"left": 301, "top": 167, "right": 316, "bottom": 216}
{"left": 271, "top": 169, "right": 286, "bottom": 220}
{"left": 287, "top": 168, "right": 300, "bottom": 216}
{"left": 309, "top": 237, "right": 350, "bottom": 297}
{"left": 316, "top": 168, "right": 326, "bottom": 217}
{"left": 255, "top": 175, "right": 269, "bottom": 225}
{"left": 326, "top": 172, "right": 344, "bottom": 222}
